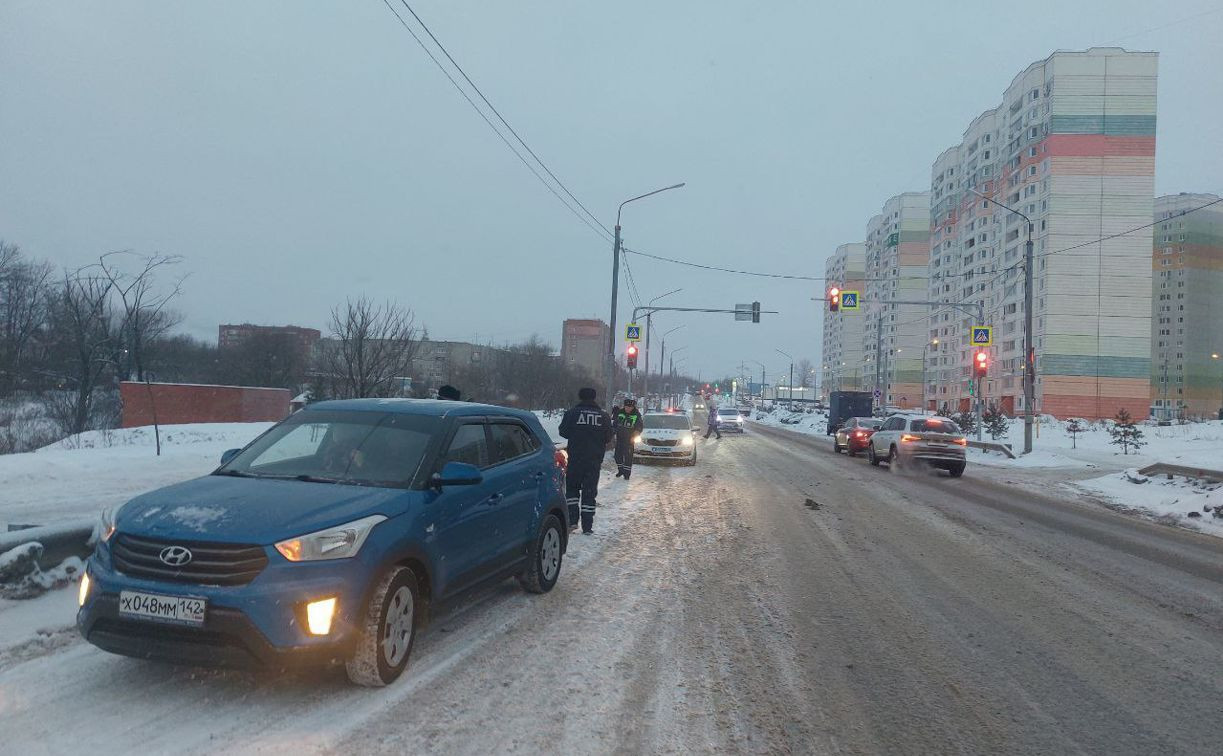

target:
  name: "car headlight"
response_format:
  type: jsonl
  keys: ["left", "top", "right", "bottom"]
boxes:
{"left": 681, "top": 435, "right": 694, "bottom": 446}
{"left": 634, "top": 434, "right": 643, "bottom": 444}
{"left": 97, "top": 506, "right": 120, "bottom": 543}
{"left": 275, "top": 515, "right": 387, "bottom": 562}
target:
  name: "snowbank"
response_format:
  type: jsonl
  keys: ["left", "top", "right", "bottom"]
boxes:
{"left": 0, "top": 423, "right": 273, "bottom": 530}
{"left": 1075, "top": 469, "right": 1223, "bottom": 537}
{"left": 752, "top": 408, "right": 829, "bottom": 436}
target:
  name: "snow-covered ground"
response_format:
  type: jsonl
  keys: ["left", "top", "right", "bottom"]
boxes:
{"left": 0, "top": 423, "right": 274, "bottom": 531}
{"left": 1075, "top": 468, "right": 1223, "bottom": 537}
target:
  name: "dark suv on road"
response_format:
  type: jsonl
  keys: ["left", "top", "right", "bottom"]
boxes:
{"left": 77, "top": 399, "right": 568, "bottom": 686}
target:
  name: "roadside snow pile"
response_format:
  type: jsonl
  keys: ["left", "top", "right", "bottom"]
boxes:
{"left": 752, "top": 409, "right": 828, "bottom": 435}
{"left": 0, "top": 542, "right": 83, "bottom": 599}
{"left": 969, "top": 418, "right": 1223, "bottom": 469}
{"left": 1075, "top": 469, "right": 1223, "bottom": 537}
{"left": 0, "top": 422, "right": 272, "bottom": 530}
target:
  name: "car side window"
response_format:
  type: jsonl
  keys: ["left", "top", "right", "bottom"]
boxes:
{"left": 441, "top": 423, "right": 489, "bottom": 468}
{"left": 487, "top": 422, "right": 539, "bottom": 466}
{"left": 885, "top": 417, "right": 903, "bottom": 431}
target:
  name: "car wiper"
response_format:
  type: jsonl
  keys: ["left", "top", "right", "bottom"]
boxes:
{"left": 214, "top": 469, "right": 258, "bottom": 478}
{"left": 295, "top": 474, "right": 341, "bottom": 484}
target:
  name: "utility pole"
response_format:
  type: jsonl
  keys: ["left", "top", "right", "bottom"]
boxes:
{"left": 1023, "top": 222, "right": 1035, "bottom": 454}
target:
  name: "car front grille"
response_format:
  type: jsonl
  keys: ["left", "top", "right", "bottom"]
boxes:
{"left": 644, "top": 438, "right": 680, "bottom": 447}
{"left": 111, "top": 533, "right": 268, "bottom": 586}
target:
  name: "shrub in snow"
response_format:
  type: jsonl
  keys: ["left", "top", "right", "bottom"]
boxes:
{"left": 1066, "top": 418, "right": 1085, "bottom": 449}
{"left": 982, "top": 405, "right": 1009, "bottom": 441}
{"left": 1109, "top": 408, "right": 1146, "bottom": 455}
{"left": 954, "top": 411, "right": 977, "bottom": 435}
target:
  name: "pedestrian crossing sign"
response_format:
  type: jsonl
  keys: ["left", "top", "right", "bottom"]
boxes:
{"left": 625, "top": 323, "right": 642, "bottom": 342}
{"left": 971, "top": 326, "right": 992, "bottom": 346}
{"left": 840, "top": 291, "right": 859, "bottom": 310}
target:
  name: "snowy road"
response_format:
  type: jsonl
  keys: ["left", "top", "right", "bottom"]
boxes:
{"left": 4, "top": 415, "right": 1223, "bottom": 754}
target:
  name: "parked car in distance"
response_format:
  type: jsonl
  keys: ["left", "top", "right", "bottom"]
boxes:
{"left": 866, "top": 414, "right": 967, "bottom": 476}
{"left": 713, "top": 407, "right": 747, "bottom": 433}
{"left": 77, "top": 399, "right": 569, "bottom": 687}
{"left": 833, "top": 416, "right": 882, "bottom": 455}
{"left": 634, "top": 411, "right": 697, "bottom": 465}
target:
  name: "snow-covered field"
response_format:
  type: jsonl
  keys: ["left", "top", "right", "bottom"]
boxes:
{"left": 0, "top": 423, "right": 274, "bottom": 531}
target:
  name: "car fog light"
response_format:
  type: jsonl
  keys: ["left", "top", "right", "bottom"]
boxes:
{"left": 306, "top": 597, "right": 337, "bottom": 636}
{"left": 78, "top": 571, "right": 91, "bottom": 608}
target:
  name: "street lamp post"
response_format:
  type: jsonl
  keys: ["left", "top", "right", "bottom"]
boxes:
{"left": 656, "top": 324, "right": 686, "bottom": 408}
{"left": 642, "top": 289, "right": 682, "bottom": 407}
{"left": 1213, "top": 353, "right": 1221, "bottom": 418}
{"left": 970, "top": 188, "right": 1034, "bottom": 454}
{"left": 776, "top": 349, "right": 794, "bottom": 409}
{"left": 749, "top": 360, "right": 766, "bottom": 403}
{"left": 922, "top": 338, "right": 939, "bottom": 415}
{"left": 605, "top": 183, "right": 685, "bottom": 402}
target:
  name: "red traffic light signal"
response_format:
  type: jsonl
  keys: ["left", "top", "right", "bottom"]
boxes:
{"left": 626, "top": 344, "right": 639, "bottom": 370}
{"left": 828, "top": 287, "right": 840, "bottom": 312}
{"left": 973, "top": 350, "right": 989, "bottom": 378}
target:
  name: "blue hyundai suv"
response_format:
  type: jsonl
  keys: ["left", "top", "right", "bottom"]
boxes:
{"left": 77, "top": 399, "right": 569, "bottom": 686}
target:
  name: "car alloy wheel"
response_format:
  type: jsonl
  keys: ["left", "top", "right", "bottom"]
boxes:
{"left": 519, "top": 514, "right": 563, "bottom": 594}
{"left": 346, "top": 566, "right": 419, "bottom": 687}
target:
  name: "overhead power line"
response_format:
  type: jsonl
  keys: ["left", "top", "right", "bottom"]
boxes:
{"left": 379, "top": 0, "right": 612, "bottom": 244}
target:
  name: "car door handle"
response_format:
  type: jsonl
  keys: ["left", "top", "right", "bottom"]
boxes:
{"left": 484, "top": 493, "right": 504, "bottom": 506}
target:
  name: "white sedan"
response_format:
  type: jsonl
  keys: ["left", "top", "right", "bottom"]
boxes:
{"left": 634, "top": 411, "right": 698, "bottom": 465}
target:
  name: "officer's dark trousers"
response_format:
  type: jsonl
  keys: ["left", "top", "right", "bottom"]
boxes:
{"left": 565, "top": 459, "right": 601, "bottom": 532}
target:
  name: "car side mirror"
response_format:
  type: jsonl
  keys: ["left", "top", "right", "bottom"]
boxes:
{"left": 220, "top": 448, "right": 241, "bottom": 466}
{"left": 431, "top": 461, "right": 483, "bottom": 490}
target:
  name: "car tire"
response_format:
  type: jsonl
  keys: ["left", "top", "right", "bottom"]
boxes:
{"left": 833, "top": 440, "right": 842, "bottom": 454}
{"left": 888, "top": 445, "right": 899, "bottom": 468}
{"left": 846, "top": 446, "right": 856, "bottom": 457}
{"left": 518, "top": 513, "right": 564, "bottom": 594}
{"left": 867, "top": 443, "right": 881, "bottom": 466}
{"left": 948, "top": 463, "right": 966, "bottom": 478}
{"left": 346, "top": 566, "right": 419, "bottom": 687}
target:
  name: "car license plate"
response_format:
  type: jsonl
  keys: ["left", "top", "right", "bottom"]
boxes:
{"left": 650, "top": 446, "right": 671, "bottom": 453}
{"left": 118, "top": 590, "right": 206, "bottom": 626}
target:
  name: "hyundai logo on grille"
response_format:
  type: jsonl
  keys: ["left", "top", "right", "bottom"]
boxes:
{"left": 158, "top": 546, "right": 193, "bottom": 567}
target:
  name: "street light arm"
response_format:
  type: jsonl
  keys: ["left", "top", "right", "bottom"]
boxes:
{"left": 617, "top": 183, "right": 686, "bottom": 225}
{"left": 968, "top": 188, "right": 1032, "bottom": 227}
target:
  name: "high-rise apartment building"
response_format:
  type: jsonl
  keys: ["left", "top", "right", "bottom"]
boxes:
{"left": 1151, "top": 193, "right": 1223, "bottom": 419}
{"left": 863, "top": 192, "right": 931, "bottom": 410}
{"left": 561, "top": 319, "right": 610, "bottom": 379}
{"left": 925, "top": 47, "right": 1157, "bottom": 420}
{"left": 821, "top": 243, "right": 866, "bottom": 395}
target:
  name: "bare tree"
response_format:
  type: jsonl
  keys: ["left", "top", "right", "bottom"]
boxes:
{"left": 797, "top": 358, "right": 816, "bottom": 388}
{"left": 323, "top": 297, "right": 419, "bottom": 399}
{"left": 47, "top": 267, "right": 118, "bottom": 434}
{"left": 98, "top": 252, "right": 184, "bottom": 381}
{"left": 0, "top": 241, "right": 54, "bottom": 396}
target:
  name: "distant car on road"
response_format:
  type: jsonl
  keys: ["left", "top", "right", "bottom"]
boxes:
{"left": 634, "top": 411, "right": 697, "bottom": 465}
{"left": 78, "top": 399, "right": 569, "bottom": 687}
{"left": 833, "top": 416, "right": 882, "bottom": 455}
{"left": 866, "top": 414, "right": 967, "bottom": 476}
{"left": 713, "top": 407, "right": 746, "bottom": 433}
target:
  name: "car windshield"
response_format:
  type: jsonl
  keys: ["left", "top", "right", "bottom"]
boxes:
{"left": 645, "top": 414, "right": 691, "bottom": 430}
{"left": 911, "top": 419, "right": 961, "bottom": 433}
{"left": 216, "top": 410, "right": 440, "bottom": 488}
{"left": 855, "top": 418, "right": 882, "bottom": 429}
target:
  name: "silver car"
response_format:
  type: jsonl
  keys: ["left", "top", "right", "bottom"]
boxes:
{"left": 866, "top": 414, "right": 967, "bottom": 477}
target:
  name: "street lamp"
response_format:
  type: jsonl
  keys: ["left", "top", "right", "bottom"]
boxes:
{"left": 1213, "top": 353, "right": 1221, "bottom": 418}
{"left": 605, "top": 182, "right": 686, "bottom": 401}
{"left": 658, "top": 324, "right": 686, "bottom": 380}
{"left": 922, "top": 338, "right": 939, "bottom": 416}
{"left": 970, "top": 187, "right": 1034, "bottom": 454}
{"left": 776, "top": 349, "right": 794, "bottom": 409}
{"left": 749, "top": 360, "right": 766, "bottom": 403}
{"left": 642, "top": 288, "right": 682, "bottom": 405}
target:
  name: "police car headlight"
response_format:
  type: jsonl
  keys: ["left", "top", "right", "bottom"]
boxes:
{"left": 634, "top": 434, "right": 643, "bottom": 445}
{"left": 681, "top": 435, "right": 694, "bottom": 446}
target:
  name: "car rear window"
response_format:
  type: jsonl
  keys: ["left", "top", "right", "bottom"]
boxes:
{"left": 645, "top": 414, "right": 691, "bottom": 429}
{"left": 910, "top": 419, "right": 961, "bottom": 433}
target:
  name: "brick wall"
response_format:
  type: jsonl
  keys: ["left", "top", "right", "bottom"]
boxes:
{"left": 119, "top": 382, "right": 291, "bottom": 428}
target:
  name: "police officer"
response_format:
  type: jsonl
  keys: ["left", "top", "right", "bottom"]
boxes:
{"left": 558, "top": 387, "right": 613, "bottom": 535}
{"left": 613, "top": 398, "right": 644, "bottom": 479}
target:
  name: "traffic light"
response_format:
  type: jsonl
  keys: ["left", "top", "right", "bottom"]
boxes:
{"left": 973, "top": 350, "right": 989, "bottom": 379}
{"left": 626, "top": 344, "right": 638, "bottom": 370}
{"left": 828, "top": 287, "right": 840, "bottom": 312}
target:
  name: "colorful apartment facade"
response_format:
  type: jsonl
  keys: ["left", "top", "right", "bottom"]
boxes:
{"left": 925, "top": 47, "right": 1157, "bottom": 420}
{"left": 820, "top": 243, "right": 866, "bottom": 395}
{"left": 1151, "top": 193, "right": 1223, "bottom": 419}
{"left": 863, "top": 192, "right": 931, "bottom": 410}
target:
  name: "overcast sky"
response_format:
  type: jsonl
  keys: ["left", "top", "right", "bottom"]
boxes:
{"left": 2, "top": 1, "right": 1221, "bottom": 384}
